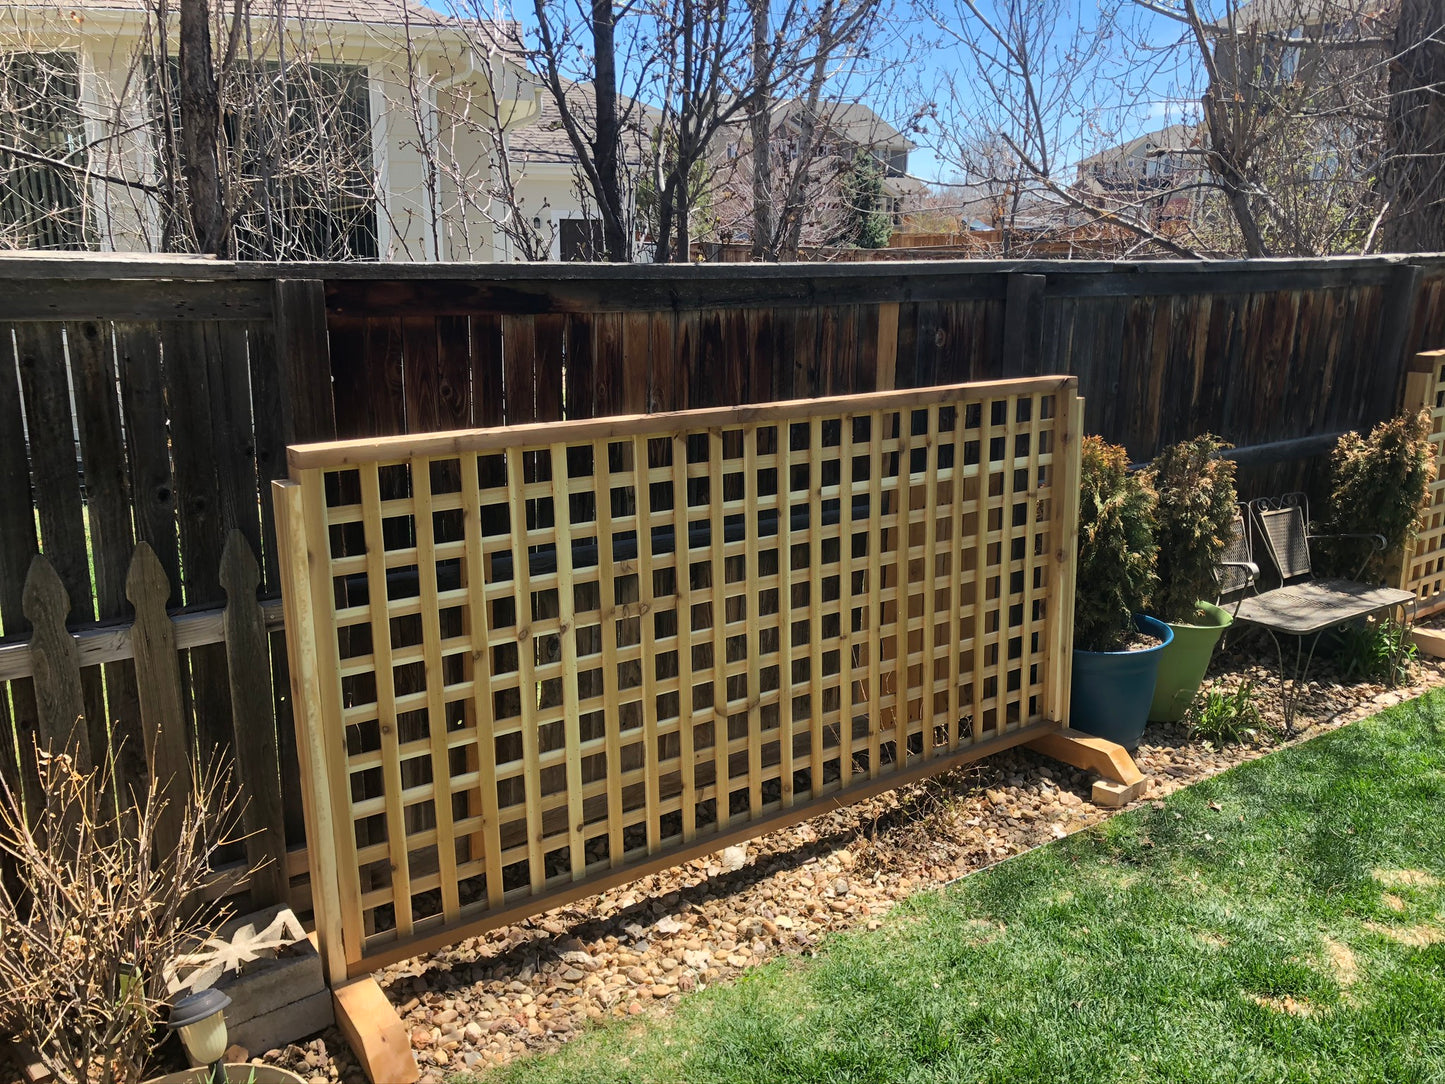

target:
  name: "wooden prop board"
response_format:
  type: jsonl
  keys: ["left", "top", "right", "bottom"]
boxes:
{"left": 274, "top": 376, "right": 1082, "bottom": 982}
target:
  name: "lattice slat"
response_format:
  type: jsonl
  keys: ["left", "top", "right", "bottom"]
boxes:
{"left": 276, "top": 377, "right": 1081, "bottom": 980}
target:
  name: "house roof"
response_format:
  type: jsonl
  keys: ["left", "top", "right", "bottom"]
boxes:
{"left": 776, "top": 99, "right": 913, "bottom": 151}
{"left": 1076, "top": 123, "right": 1202, "bottom": 170}
{"left": 725, "top": 98, "right": 912, "bottom": 153}
{"left": 508, "top": 81, "right": 654, "bottom": 168}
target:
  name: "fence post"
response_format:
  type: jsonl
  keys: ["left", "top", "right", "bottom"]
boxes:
{"left": 126, "top": 543, "right": 193, "bottom": 862}
{"left": 272, "top": 480, "right": 349, "bottom": 986}
{"left": 221, "top": 531, "right": 290, "bottom": 907}
{"left": 1044, "top": 387, "right": 1084, "bottom": 726}
{"left": 1377, "top": 263, "right": 1425, "bottom": 423}
{"left": 274, "top": 279, "right": 336, "bottom": 444}
{"left": 1002, "top": 273, "right": 1047, "bottom": 375}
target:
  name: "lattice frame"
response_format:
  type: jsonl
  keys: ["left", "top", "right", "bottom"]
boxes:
{"left": 1399, "top": 350, "right": 1445, "bottom": 616}
{"left": 275, "top": 377, "right": 1082, "bottom": 981}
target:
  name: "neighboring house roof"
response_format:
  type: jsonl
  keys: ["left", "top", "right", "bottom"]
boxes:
{"left": 882, "top": 174, "right": 928, "bottom": 201}
{"left": 508, "top": 81, "right": 654, "bottom": 169}
{"left": 508, "top": 92, "right": 579, "bottom": 166}
{"left": 1076, "top": 123, "right": 1202, "bottom": 172}
{"left": 772, "top": 99, "right": 914, "bottom": 153}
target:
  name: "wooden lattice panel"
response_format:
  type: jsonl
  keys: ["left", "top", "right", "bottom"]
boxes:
{"left": 275, "top": 377, "right": 1081, "bottom": 981}
{"left": 1400, "top": 350, "right": 1445, "bottom": 617}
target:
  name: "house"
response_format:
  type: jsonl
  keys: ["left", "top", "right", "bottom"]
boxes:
{"left": 1210, "top": 0, "right": 1393, "bottom": 100}
{"left": 1073, "top": 123, "right": 1205, "bottom": 228}
{"left": 503, "top": 83, "right": 655, "bottom": 261}
{"left": 0, "top": 0, "right": 581, "bottom": 261}
{"left": 710, "top": 99, "right": 923, "bottom": 246}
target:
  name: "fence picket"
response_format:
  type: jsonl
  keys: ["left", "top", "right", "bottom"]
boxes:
{"left": 126, "top": 542, "right": 194, "bottom": 861}
{"left": 22, "top": 555, "right": 88, "bottom": 767}
{"left": 220, "top": 531, "right": 290, "bottom": 907}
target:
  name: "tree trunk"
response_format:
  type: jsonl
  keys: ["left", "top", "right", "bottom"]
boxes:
{"left": 178, "top": 0, "right": 228, "bottom": 256}
{"left": 653, "top": 173, "right": 679, "bottom": 264}
{"left": 747, "top": 0, "right": 773, "bottom": 259}
{"left": 1201, "top": 91, "right": 1268, "bottom": 258}
{"left": 1380, "top": 0, "right": 1445, "bottom": 253}
{"left": 591, "top": 0, "right": 630, "bottom": 262}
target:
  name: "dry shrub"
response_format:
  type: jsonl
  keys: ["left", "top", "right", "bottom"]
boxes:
{"left": 0, "top": 744, "right": 242, "bottom": 1084}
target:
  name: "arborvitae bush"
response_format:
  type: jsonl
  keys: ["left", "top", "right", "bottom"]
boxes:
{"left": 1142, "top": 434, "right": 1238, "bottom": 624}
{"left": 1319, "top": 410, "right": 1435, "bottom": 582}
{"left": 1074, "top": 436, "right": 1159, "bottom": 652}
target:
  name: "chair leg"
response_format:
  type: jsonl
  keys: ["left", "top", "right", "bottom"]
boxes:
{"left": 1262, "top": 628, "right": 1322, "bottom": 735}
{"left": 1389, "top": 599, "right": 1419, "bottom": 688}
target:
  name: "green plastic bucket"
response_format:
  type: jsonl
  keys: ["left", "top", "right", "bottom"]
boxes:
{"left": 1147, "top": 601, "right": 1232, "bottom": 723}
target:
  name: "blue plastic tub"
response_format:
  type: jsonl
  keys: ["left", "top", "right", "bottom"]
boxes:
{"left": 1069, "top": 614, "right": 1174, "bottom": 749}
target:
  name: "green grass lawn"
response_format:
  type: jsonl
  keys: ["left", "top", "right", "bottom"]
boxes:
{"left": 473, "top": 690, "right": 1445, "bottom": 1084}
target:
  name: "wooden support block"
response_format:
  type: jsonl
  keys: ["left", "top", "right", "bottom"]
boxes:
{"left": 1027, "top": 727, "right": 1148, "bottom": 808}
{"left": 1412, "top": 625, "right": 1445, "bottom": 659}
{"left": 333, "top": 976, "right": 419, "bottom": 1084}
{"left": 1091, "top": 778, "right": 1148, "bottom": 808}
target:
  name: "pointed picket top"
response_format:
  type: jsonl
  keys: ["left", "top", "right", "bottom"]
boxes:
{"left": 21, "top": 553, "right": 89, "bottom": 771}
{"left": 220, "top": 529, "right": 261, "bottom": 602}
{"left": 125, "top": 540, "right": 174, "bottom": 615}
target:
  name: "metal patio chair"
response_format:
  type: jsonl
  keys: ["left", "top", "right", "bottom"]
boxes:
{"left": 1215, "top": 506, "right": 1259, "bottom": 613}
{"left": 1230, "top": 493, "right": 1415, "bottom": 731}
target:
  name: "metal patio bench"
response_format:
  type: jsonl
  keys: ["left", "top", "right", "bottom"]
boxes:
{"left": 1230, "top": 494, "right": 1415, "bottom": 731}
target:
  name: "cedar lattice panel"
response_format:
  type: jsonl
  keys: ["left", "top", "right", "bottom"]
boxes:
{"left": 275, "top": 377, "right": 1080, "bottom": 977}
{"left": 1400, "top": 351, "right": 1445, "bottom": 616}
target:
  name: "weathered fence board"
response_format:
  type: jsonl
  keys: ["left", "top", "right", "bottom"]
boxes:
{"left": 2, "top": 254, "right": 1444, "bottom": 932}
{"left": 126, "top": 542, "right": 193, "bottom": 861}
{"left": 276, "top": 376, "right": 1081, "bottom": 980}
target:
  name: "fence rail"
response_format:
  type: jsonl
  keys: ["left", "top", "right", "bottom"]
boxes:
{"left": 1, "top": 253, "right": 1443, "bottom": 921}
{"left": 275, "top": 377, "right": 1082, "bottom": 981}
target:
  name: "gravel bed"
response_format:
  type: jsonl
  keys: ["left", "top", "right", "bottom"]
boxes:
{"left": 249, "top": 646, "right": 1445, "bottom": 1084}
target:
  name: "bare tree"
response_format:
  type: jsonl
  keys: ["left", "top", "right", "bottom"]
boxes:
{"left": 741, "top": 0, "right": 898, "bottom": 259}
{"left": 930, "top": 0, "right": 1445, "bottom": 258}
{"left": 175, "top": 0, "right": 236, "bottom": 255}
{"left": 1380, "top": 0, "right": 1445, "bottom": 252}
{"left": 922, "top": 0, "right": 1201, "bottom": 257}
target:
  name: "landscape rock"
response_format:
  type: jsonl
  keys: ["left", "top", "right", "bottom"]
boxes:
{"left": 257, "top": 650, "right": 1445, "bottom": 1082}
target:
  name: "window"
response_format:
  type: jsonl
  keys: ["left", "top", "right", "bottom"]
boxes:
{"left": 157, "top": 60, "right": 378, "bottom": 259}
{"left": 0, "top": 52, "right": 91, "bottom": 249}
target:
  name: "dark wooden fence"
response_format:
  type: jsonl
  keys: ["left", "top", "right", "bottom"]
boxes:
{"left": 2, "top": 251, "right": 1442, "bottom": 912}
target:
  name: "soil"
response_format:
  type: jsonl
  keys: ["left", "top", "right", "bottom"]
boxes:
{"left": 1119, "top": 631, "right": 1164, "bottom": 651}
